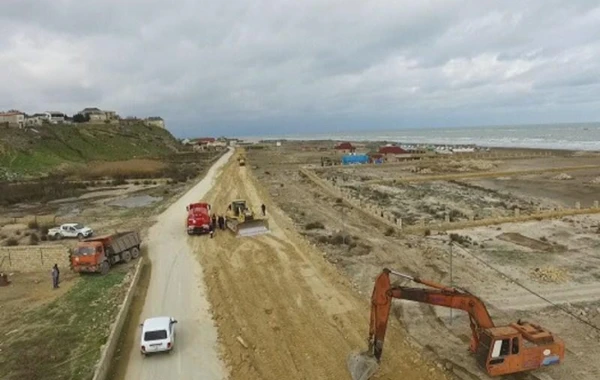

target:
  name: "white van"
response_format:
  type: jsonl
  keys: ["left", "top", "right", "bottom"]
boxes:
{"left": 140, "top": 316, "right": 177, "bottom": 355}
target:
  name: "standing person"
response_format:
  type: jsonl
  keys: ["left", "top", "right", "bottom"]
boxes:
{"left": 218, "top": 215, "right": 225, "bottom": 230}
{"left": 209, "top": 222, "right": 214, "bottom": 239}
{"left": 261, "top": 203, "right": 266, "bottom": 216}
{"left": 51, "top": 264, "right": 59, "bottom": 289}
{"left": 211, "top": 214, "right": 217, "bottom": 230}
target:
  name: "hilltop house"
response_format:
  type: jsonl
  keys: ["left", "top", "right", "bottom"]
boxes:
{"left": 48, "top": 111, "right": 66, "bottom": 124}
{"left": 0, "top": 111, "right": 25, "bottom": 128}
{"left": 78, "top": 107, "right": 118, "bottom": 121}
{"left": 145, "top": 116, "right": 165, "bottom": 129}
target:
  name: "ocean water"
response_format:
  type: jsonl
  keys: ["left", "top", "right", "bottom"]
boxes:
{"left": 254, "top": 123, "right": 600, "bottom": 151}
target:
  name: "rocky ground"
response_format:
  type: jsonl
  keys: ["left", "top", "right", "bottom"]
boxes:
{"left": 247, "top": 142, "right": 600, "bottom": 380}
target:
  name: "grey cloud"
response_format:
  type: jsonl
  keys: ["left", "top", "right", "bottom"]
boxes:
{"left": 1, "top": 0, "right": 600, "bottom": 137}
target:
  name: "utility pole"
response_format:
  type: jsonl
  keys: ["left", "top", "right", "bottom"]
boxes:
{"left": 449, "top": 241, "right": 453, "bottom": 326}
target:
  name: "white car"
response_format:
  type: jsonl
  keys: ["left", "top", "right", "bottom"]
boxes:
{"left": 140, "top": 316, "right": 177, "bottom": 355}
{"left": 48, "top": 223, "right": 94, "bottom": 240}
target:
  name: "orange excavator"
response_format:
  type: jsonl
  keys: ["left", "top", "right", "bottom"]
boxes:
{"left": 348, "top": 268, "right": 565, "bottom": 380}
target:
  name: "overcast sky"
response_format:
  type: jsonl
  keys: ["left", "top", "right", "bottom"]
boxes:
{"left": 1, "top": 1, "right": 600, "bottom": 138}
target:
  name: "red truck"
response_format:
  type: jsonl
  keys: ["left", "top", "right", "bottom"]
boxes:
{"left": 186, "top": 202, "right": 212, "bottom": 235}
{"left": 71, "top": 231, "right": 142, "bottom": 275}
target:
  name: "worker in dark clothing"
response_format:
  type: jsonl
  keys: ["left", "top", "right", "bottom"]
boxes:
{"left": 211, "top": 214, "right": 217, "bottom": 230}
{"left": 218, "top": 215, "right": 225, "bottom": 230}
{"left": 52, "top": 264, "right": 60, "bottom": 289}
{"left": 209, "top": 223, "right": 214, "bottom": 238}
{"left": 261, "top": 204, "right": 266, "bottom": 216}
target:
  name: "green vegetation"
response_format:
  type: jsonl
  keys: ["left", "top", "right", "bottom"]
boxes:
{"left": 0, "top": 122, "right": 182, "bottom": 179}
{"left": 0, "top": 270, "right": 128, "bottom": 380}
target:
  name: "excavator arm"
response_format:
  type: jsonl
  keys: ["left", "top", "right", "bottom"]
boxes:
{"left": 368, "top": 268, "right": 495, "bottom": 362}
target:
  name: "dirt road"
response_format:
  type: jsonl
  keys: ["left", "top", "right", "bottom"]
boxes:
{"left": 118, "top": 149, "right": 232, "bottom": 380}
{"left": 191, "top": 152, "right": 447, "bottom": 380}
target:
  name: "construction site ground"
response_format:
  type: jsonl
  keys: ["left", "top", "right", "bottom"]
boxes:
{"left": 189, "top": 152, "right": 448, "bottom": 379}
{"left": 246, "top": 143, "right": 600, "bottom": 380}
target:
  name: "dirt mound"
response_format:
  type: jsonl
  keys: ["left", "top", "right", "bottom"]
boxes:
{"left": 552, "top": 173, "right": 573, "bottom": 180}
{"left": 530, "top": 266, "right": 569, "bottom": 283}
{"left": 497, "top": 232, "right": 559, "bottom": 251}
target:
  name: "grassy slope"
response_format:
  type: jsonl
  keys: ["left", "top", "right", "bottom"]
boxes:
{"left": 0, "top": 270, "right": 128, "bottom": 380}
{"left": 0, "top": 122, "right": 181, "bottom": 177}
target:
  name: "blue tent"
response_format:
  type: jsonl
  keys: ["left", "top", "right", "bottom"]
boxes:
{"left": 342, "top": 154, "right": 369, "bottom": 165}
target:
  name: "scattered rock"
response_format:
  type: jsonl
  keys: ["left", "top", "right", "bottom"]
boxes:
{"left": 530, "top": 267, "right": 569, "bottom": 283}
{"left": 236, "top": 336, "right": 249, "bottom": 349}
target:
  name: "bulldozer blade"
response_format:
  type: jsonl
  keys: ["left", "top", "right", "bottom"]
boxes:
{"left": 347, "top": 351, "right": 379, "bottom": 380}
{"left": 234, "top": 220, "right": 270, "bottom": 237}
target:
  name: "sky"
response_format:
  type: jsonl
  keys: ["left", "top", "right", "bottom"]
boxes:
{"left": 1, "top": 1, "right": 600, "bottom": 138}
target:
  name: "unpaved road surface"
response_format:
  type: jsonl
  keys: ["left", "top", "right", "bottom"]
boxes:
{"left": 191, "top": 152, "right": 447, "bottom": 380}
{"left": 119, "top": 149, "right": 232, "bottom": 380}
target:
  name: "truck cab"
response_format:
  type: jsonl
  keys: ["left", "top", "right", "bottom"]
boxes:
{"left": 186, "top": 202, "right": 212, "bottom": 235}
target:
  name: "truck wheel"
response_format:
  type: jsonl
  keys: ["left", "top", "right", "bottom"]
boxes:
{"left": 54, "top": 233, "right": 61, "bottom": 240}
{"left": 122, "top": 250, "right": 132, "bottom": 263}
{"left": 131, "top": 247, "right": 140, "bottom": 259}
{"left": 100, "top": 262, "right": 110, "bottom": 275}
{"left": 77, "top": 233, "right": 83, "bottom": 241}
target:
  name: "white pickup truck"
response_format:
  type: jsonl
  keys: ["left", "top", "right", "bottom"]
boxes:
{"left": 48, "top": 223, "right": 94, "bottom": 240}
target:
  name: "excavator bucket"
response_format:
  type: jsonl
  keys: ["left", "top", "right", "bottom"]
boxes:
{"left": 347, "top": 351, "right": 379, "bottom": 380}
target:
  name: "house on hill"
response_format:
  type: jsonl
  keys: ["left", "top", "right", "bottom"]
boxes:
{"left": 78, "top": 107, "right": 118, "bottom": 122}
{"left": 0, "top": 111, "right": 25, "bottom": 128}
{"left": 334, "top": 142, "right": 355, "bottom": 153}
{"left": 145, "top": 116, "right": 165, "bottom": 129}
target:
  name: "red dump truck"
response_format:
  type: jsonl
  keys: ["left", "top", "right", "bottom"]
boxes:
{"left": 186, "top": 202, "right": 212, "bottom": 235}
{"left": 71, "top": 231, "right": 142, "bottom": 275}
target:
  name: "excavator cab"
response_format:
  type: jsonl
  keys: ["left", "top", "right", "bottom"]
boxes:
{"left": 476, "top": 324, "right": 563, "bottom": 376}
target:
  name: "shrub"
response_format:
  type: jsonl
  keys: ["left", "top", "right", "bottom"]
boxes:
{"left": 29, "top": 233, "right": 39, "bottom": 245}
{"left": 40, "top": 225, "right": 50, "bottom": 235}
{"left": 449, "top": 233, "right": 470, "bottom": 245}
{"left": 40, "top": 235, "right": 48, "bottom": 241}
{"left": 384, "top": 227, "right": 395, "bottom": 236}
{"left": 15, "top": 230, "right": 21, "bottom": 236}
{"left": 143, "top": 180, "right": 151, "bottom": 185}
{"left": 423, "top": 229, "right": 431, "bottom": 237}
{"left": 28, "top": 220, "right": 40, "bottom": 229}
{"left": 335, "top": 198, "right": 343, "bottom": 204}
{"left": 4, "top": 238, "right": 18, "bottom": 246}
{"left": 111, "top": 175, "right": 127, "bottom": 186}
{"left": 305, "top": 222, "right": 325, "bottom": 230}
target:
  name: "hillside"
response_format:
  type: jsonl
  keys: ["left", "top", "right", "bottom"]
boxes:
{"left": 0, "top": 122, "right": 183, "bottom": 179}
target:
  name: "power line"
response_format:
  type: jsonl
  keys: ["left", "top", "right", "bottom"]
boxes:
{"left": 450, "top": 242, "right": 600, "bottom": 333}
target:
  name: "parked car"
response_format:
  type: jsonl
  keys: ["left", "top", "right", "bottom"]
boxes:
{"left": 140, "top": 316, "right": 177, "bottom": 356}
{"left": 48, "top": 223, "right": 94, "bottom": 240}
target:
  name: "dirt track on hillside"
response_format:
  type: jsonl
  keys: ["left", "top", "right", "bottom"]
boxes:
{"left": 192, "top": 153, "right": 448, "bottom": 380}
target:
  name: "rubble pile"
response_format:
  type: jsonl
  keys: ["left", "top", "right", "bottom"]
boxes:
{"left": 530, "top": 266, "right": 569, "bottom": 283}
{"left": 588, "top": 176, "right": 600, "bottom": 184}
{"left": 552, "top": 173, "right": 573, "bottom": 180}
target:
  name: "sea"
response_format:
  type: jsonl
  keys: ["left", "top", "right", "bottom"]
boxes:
{"left": 247, "top": 123, "right": 600, "bottom": 151}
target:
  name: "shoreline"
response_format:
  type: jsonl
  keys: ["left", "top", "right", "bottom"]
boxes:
{"left": 249, "top": 138, "right": 596, "bottom": 155}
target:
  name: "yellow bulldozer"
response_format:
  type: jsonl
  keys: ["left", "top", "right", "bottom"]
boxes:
{"left": 238, "top": 156, "right": 246, "bottom": 166}
{"left": 225, "top": 199, "right": 269, "bottom": 237}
